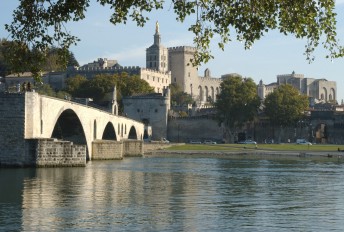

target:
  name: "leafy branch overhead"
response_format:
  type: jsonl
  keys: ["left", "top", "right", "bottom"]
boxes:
{"left": 5, "top": 0, "right": 344, "bottom": 79}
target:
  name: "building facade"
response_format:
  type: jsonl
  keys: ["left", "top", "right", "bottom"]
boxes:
{"left": 123, "top": 87, "right": 170, "bottom": 140}
{"left": 258, "top": 71, "right": 337, "bottom": 103}
{"left": 168, "top": 46, "right": 221, "bottom": 105}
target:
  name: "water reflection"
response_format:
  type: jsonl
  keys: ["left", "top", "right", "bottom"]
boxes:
{"left": 1, "top": 158, "right": 344, "bottom": 231}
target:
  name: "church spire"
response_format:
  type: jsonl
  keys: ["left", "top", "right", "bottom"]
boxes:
{"left": 154, "top": 21, "right": 161, "bottom": 45}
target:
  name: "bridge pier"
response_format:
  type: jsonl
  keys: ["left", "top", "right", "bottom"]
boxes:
{"left": 92, "top": 140, "right": 143, "bottom": 160}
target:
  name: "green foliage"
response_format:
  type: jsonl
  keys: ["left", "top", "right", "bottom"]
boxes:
{"left": 65, "top": 72, "right": 154, "bottom": 111}
{"left": 170, "top": 83, "right": 193, "bottom": 106}
{"left": 0, "top": 38, "right": 79, "bottom": 79}
{"left": 67, "top": 51, "right": 79, "bottom": 67}
{"left": 65, "top": 74, "right": 87, "bottom": 96}
{"left": 0, "top": 39, "right": 11, "bottom": 77}
{"left": 5, "top": 0, "right": 343, "bottom": 75}
{"left": 215, "top": 76, "right": 260, "bottom": 141}
{"left": 42, "top": 47, "right": 79, "bottom": 71}
{"left": 264, "top": 84, "right": 309, "bottom": 127}
{"left": 35, "top": 83, "right": 71, "bottom": 99}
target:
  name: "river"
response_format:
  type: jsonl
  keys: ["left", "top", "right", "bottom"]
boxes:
{"left": 1, "top": 156, "right": 344, "bottom": 231}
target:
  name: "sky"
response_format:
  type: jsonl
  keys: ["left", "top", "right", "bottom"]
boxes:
{"left": 1, "top": 1, "right": 344, "bottom": 102}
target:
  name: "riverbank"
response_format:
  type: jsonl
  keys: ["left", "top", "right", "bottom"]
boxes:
{"left": 144, "top": 143, "right": 344, "bottom": 161}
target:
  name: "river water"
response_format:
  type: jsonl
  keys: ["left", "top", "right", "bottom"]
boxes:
{"left": 1, "top": 156, "right": 344, "bottom": 231}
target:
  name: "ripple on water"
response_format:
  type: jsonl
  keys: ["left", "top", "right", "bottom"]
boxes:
{"left": 1, "top": 158, "right": 344, "bottom": 231}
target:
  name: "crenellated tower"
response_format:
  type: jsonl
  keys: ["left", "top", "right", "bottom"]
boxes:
{"left": 168, "top": 46, "right": 199, "bottom": 98}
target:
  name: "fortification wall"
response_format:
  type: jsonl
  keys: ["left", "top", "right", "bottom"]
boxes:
{"left": 167, "top": 117, "right": 223, "bottom": 143}
{"left": 67, "top": 66, "right": 141, "bottom": 79}
{"left": 198, "top": 76, "right": 222, "bottom": 84}
{"left": 168, "top": 46, "right": 196, "bottom": 54}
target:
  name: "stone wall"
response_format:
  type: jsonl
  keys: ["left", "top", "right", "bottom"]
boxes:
{"left": 92, "top": 140, "right": 123, "bottom": 160}
{"left": 167, "top": 116, "right": 223, "bottom": 143}
{"left": 36, "top": 139, "right": 86, "bottom": 167}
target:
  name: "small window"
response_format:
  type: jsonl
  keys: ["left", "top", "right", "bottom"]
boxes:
{"left": 155, "top": 109, "right": 158, "bottom": 113}
{"left": 137, "top": 109, "right": 140, "bottom": 113}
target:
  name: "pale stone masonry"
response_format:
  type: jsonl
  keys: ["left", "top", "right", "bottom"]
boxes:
{"left": 123, "top": 88, "right": 170, "bottom": 141}
{"left": 35, "top": 139, "right": 86, "bottom": 167}
{"left": 257, "top": 71, "right": 337, "bottom": 103}
{"left": 0, "top": 92, "right": 145, "bottom": 167}
{"left": 92, "top": 140, "right": 123, "bottom": 160}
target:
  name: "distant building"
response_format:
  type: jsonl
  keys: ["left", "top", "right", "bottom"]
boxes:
{"left": 80, "top": 58, "right": 120, "bottom": 69}
{"left": 3, "top": 71, "right": 66, "bottom": 90}
{"left": 258, "top": 71, "right": 337, "bottom": 103}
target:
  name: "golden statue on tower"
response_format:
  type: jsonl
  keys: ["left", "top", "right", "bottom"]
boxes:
{"left": 155, "top": 21, "right": 159, "bottom": 33}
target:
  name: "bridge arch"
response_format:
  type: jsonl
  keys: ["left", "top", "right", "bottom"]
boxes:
{"left": 128, "top": 126, "right": 138, "bottom": 139}
{"left": 102, "top": 122, "right": 117, "bottom": 140}
{"left": 51, "top": 109, "right": 89, "bottom": 159}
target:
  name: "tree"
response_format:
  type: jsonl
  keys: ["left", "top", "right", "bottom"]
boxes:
{"left": 67, "top": 51, "right": 79, "bottom": 67}
{"left": 4, "top": 0, "right": 344, "bottom": 80}
{"left": 215, "top": 76, "right": 261, "bottom": 143}
{"left": 43, "top": 47, "right": 80, "bottom": 71}
{"left": 1, "top": 39, "right": 79, "bottom": 77}
{"left": 118, "top": 73, "right": 154, "bottom": 97}
{"left": 170, "top": 83, "right": 194, "bottom": 106}
{"left": 65, "top": 73, "right": 154, "bottom": 112}
{"left": 0, "top": 39, "right": 11, "bottom": 77}
{"left": 35, "top": 83, "right": 71, "bottom": 100}
{"left": 264, "top": 84, "right": 309, "bottom": 128}
{"left": 64, "top": 74, "right": 88, "bottom": 96}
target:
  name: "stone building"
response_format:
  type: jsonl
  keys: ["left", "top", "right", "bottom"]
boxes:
{"left": 4, "top": 71, "right": 66, "bottom": 90}
{"left": 168, "top": 46, "right": 221, "bottom": 105}
{"left": 257, "top": 71, "right": 337, "bottom": 103}
{"left": 122, "top": 87, "right": 170, "bottom": 140}
{"left": 81, "top": 58, "right": 119, "bottom": 69}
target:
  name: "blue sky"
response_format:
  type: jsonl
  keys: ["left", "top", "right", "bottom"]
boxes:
{"left": 1, "top": 1, "right": 344, "bottom": 102}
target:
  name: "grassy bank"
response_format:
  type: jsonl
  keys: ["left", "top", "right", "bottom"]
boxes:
{"left": 166, "top": 143, "right": 344, "bottom": 152}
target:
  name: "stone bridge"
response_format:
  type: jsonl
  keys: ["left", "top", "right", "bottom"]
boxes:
{"left": 0, "top": 92, "right": 145, "bottom": 167}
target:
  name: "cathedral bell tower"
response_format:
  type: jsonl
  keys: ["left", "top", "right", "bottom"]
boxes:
{"left": 146, "top": 21, "right": 168, "bottom": 73}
